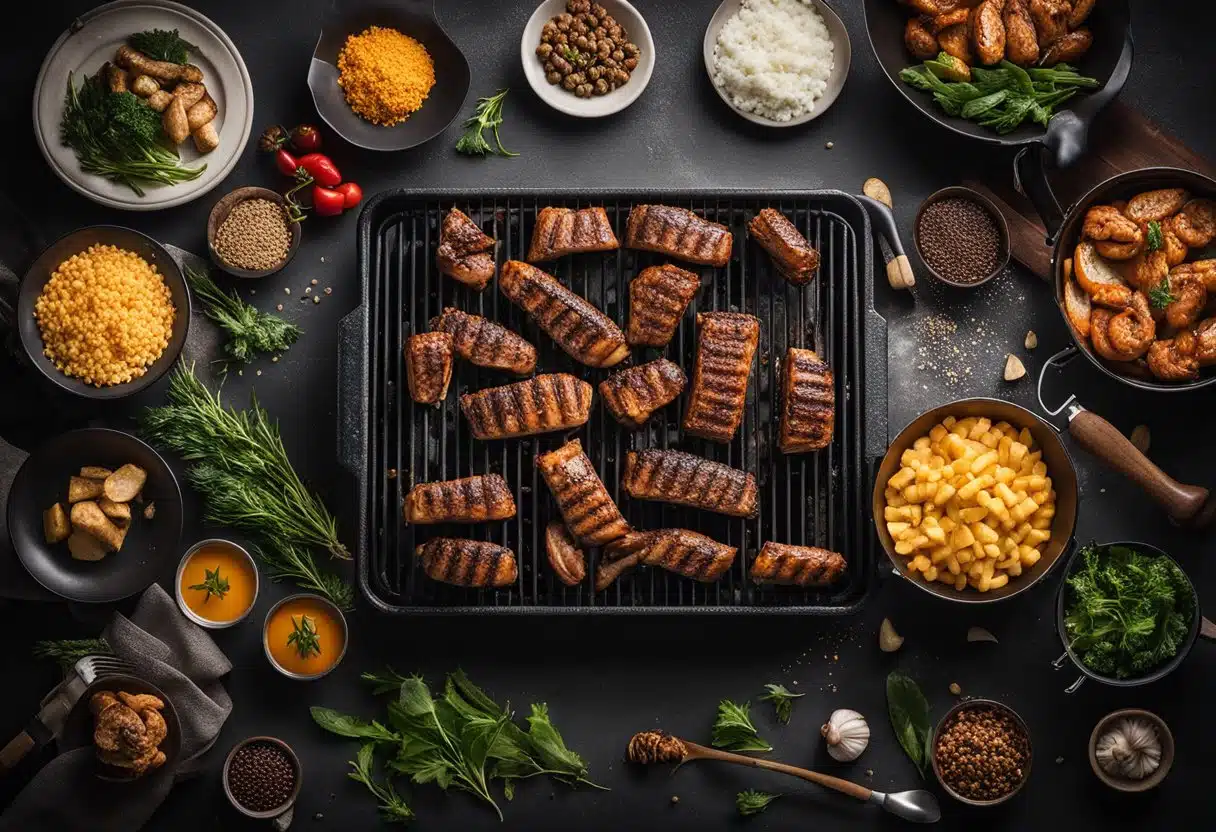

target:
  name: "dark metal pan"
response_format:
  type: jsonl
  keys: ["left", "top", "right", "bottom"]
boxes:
{"left": 863, "top": 0, "right": 1132, "bottom": 170}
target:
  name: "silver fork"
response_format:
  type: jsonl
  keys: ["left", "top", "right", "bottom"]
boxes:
{"left": 0, "top": 653, "right": 135, "bottom": 773}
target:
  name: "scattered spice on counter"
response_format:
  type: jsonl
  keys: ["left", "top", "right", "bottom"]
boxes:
{"left": 337, "top": 26, "right": 435, "bottom": 126}
{"left": 214, "top": 198, "right": 292, "bottom": 271}
{"left": 917, "top": 197, "right": 1002, "bottom": 285}
{"left": 935, "top": 705, "right": 1030, "bottom": 801}
{"left": 227, "top": 741, "right": 297, "bottom": 814}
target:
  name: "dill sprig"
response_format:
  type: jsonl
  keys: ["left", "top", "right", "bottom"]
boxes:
{"left": 455, "top": 89, "right": 518, "bottom": 158}
{"left": 34, "top": 638, "right": 112, "bottom": 670}
{"left": 184, "top": 266, "right": 302, "bottom": 368}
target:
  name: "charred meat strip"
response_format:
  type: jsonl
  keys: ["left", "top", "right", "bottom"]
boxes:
{"left": 526, "top": 207, "right": 620, "bottom": 262}
{"left": 749, "top": 208, "right": 820, "bottom": 286}
{"left": 596, "top": 529, "right": 737, "bottom": 590}
{"left": 429, "top": 308, "right": 537, "bottom": 376}
{"left": 683, "top": 312, "right": 760, "bottom": 443}
{"left": 621, "top": 449, "right": 757, "bottom": 518}
{"left": 536, "top": 439, "right": 630, "bottom": 547}
{"left": 626, "top": 264, "right": 701, "bottom": 347}
{"left": 779, "top": 348, "right": 835, "bottom": 454}
{"left": 625, "top": 205, "right": 733, "bottom": 267}
{"left": 598, "top": 359, "right": 687, "bottom": 430}
{"left": 460, "top": 373, "right": 592, "bottom": 440}
{"left": 499, "top": 260, "right": 629, "bottom": 368}
{"left": 405, "top": 332, "right": 454, "bottom": 405}
{"left": 403, "top": 475, "right": 517, "bottom": 524}
{"left": 416, "top": 538, "right": 517, "bottom": 588}
{"left": 749, "top": 542, "right": 846, "bottom": 587}
{"left": 437, "top": 208, "right": 496, "bottom": 290}
{"left": 545, "top": 521, "right": 586, "bottom": 586}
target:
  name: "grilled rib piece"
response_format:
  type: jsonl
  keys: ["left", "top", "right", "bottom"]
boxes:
{"left": 429, "top": 308, "right": 537, "bottom": 376}
{"left": 749, "top": 208, "right": 820, "bottom": 286}
{"left": 437, "top": 208, "right": 496, "bottom": 290}
{"left": 621, "top": 449, "right": 757, "bottom": 518}
{"left": 536, "top": 439, "right": 630, "bottom": 547}
{"left": 595, "top": 529, "right": 737, "bottom": 590}
{"left": 416, "top": 538, "right": 517, "bottom": 588}
{"left": 405, "top": 332, "right": 454, "bottom": 405}
{"left": 403, "top": 475, "right": 517, "bottom": 524}
{"left": 545, "top": 521, "right": 586, "bottom": 586}
{"left": 683, "top": 312, "right": 760, "bottom": 443}
{"left": 599, "top": 359, "right": 687, "bottom": 429}
{"left": 779, "top": 348, "right": 835, "bottom": 454}
{"left": 526, "top": 206, "right": 620, "bottom": 262}
{"left": 627, "top": 264, "right": 701, "bottom": 347}
{"left": 625, "top": 205, "right": 733, "bottom": 267}
{"left": 460, "top": 373, "right": 593, "bottom": 440}
{"left": 750, "top": 542, "right": 846, "bottom": 587}
{"left": 499, "top": 260, "right": 629, "bottom": 368}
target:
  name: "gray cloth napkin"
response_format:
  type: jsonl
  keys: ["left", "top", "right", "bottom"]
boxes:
{"left": 0, "top": 585, "right": 232, "bottom": 832}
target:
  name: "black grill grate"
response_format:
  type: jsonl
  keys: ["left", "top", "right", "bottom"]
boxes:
{"left": 351, "top": 191, "right": 878, "bottom": 613}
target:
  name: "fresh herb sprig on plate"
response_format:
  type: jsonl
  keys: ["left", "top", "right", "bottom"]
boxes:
{"left": 886, "top": 672, "right": 932, "bottom": 778}
{"left": 736, "top": 790, "right": 781, "bottom": 817}
{"left": 188, "top": 565, "right": 230, "bottom": 603}
{"left": 128, "top": 28, "right": 198, "bottom": 65}
{"left": 184, "top": 265, "right": 302, "bottom": 369}
{"left": 33, "top": 638, "right": 112, "bottom": 669}
{"left": 455, "top": 89, "right": 518, "bottom": 158}
{"left": 759, "top": 683, "right": 804, "bottom": 725}
{"left": 711, "top": 700, "right": 772, "bottom": 753}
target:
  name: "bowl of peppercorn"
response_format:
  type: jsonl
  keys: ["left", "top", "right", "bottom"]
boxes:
{"left": 223, "top": 736, "right": 302, "bottom": 820}
{"left": 914, "top": 186, "right": 1010, "bottom": 289}
{"left": 207, "top": 186, "right": 302, "bottom": 279}
{"left": 931, "top": 699, "right": 1032, "bottom": 807}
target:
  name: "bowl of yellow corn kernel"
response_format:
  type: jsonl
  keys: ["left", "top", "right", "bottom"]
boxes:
{"left": 872, "top": 398, "right": 1078, "bottom": 603}
{"left": 19, "top": 226, "right": 190, "bottom": 399}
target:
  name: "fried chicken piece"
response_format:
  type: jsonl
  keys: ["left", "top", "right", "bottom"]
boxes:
{"left": 1147, "top": 333, "right": 1199, "bottom": 381}
{"left": 937, "top": 23, "right": 973, "bottom": 63}
{"left": 1164, "top": 276, "right": 1207, "bottom": 330}
{"left": 971, "top": 0, "right": 1007, "bottom": 66}
{"left": 1171, "top": 200, "right": 1216, "bottom": 248}
{"left": 1125, "top": 189, "right": 1189, "bottom": 224}
{"left": 598, "top": 359, "right": 687, "bottom": 430}
{"left": 117, "top": 692, "right": 164, "bottom": 712}
{"left": 683, "top": 312, "right": 760, "bottom": 443}
{"left": 460, "top": 374, "right": 593, "bottom": 440}
{"left": 437, "top": 208, "right": 496, "bottom": 290}
{"left": 621, "top": 449, "right": 758, "bottom": 518}
{"left": 1028, "top": 0, "right": 1068, "bottom": 49}
{"left": 545, "top": 522, "right": 586, "bottom": 586}
{"left": 625, "top": 205, "right": 733, "bottom": 267}
{"left": 626, "top": 264, "right": 701, "bottom": 347}
{"left": 1106, "top": 292, "right": 1155, "bottom": 360}
{"left": 749, "top": 208, "right": 820, "bottom": 286}
{"left": 405, "top": 332, "right": 454, "bottom": 405}
{"left": 429, "top": 308, "right": 537, "bottom": 376}
{"left": 1068, "top": 0, "right": 1096, "bottom": 28}
{"left": 1002, "top": 0, "right": 1039, "bottom": 65}
{"left": 905, "top": 17, "right": 940, "bottom": 60}
{"left": 404, "top": 475, "right": 517, "bottom": 524}
{"left": 1041, "top": 27, "right": 1093, "bottom": 65}
{"left": 416, "top": 538, "right": 517, "bottom": 588}
{"left": 749, "top": 542, "right": 847, "bottom": 587}
{"left": 536, "top": 440, "right": 630, "bottom": 547}
{"left": 526, "top": 207, "right": 619, "bottom": 262}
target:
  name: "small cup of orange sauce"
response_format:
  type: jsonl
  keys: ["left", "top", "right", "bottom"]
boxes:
{"left": 262, "top": 594, "right": 348, "bottom": 681}
{"left": 175, "top": 539, "right": 259, "bottom": 629}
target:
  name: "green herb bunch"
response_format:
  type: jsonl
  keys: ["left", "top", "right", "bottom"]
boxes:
{"left": 455, "top": 89, "right": 518, "bottom": 158}
{"left": 711, "top": 700, "right": 772, "bottom": 753}
{"left": 184, "top": 266, "right": 302, "bottom": 368}
{"left": 1064, "top": 543, "right": 1194, "bottom": 679}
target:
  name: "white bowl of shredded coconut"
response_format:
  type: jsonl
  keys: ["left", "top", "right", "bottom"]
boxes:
{"left": 704, "top": 0, "right": 850, "bottom": 126}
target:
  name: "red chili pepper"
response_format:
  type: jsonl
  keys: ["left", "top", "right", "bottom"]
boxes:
{"left": 275, "top": 149, "right": 299, "bottom": 177}
{"left": 297, "top": 153, "right": 341, "bottom": 187}
{"left": 290, "top": 124, "right": 322, "bottom": 153}
{"left": 335, "top": 182, "right": 363, "bottom": 209}
{"left": 313, "top": 185, "right": 346, "bottom": 217}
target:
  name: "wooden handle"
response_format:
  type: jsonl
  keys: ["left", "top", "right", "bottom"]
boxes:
{"left": 681, "top": 740, "right": 872, "bottom": 802}
{"left": 0, "top": 732, "right": 35, "bottom": 773}
{"left": 1069, "top": 410, "right": 1209, "bottom": 523}
{"left": 886, "top": 255, "right": 915, "bottom": 290}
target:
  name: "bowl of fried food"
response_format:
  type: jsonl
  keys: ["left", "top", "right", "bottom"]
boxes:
{"left": 873, "top": 398, "right": 1078, "bottom": 603}
{"left": 62, "top": 675, "right": 181, "bottom": 782}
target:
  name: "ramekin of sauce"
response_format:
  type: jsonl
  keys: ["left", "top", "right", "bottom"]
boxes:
{"left": 175, "top": 539, "right": 259, "bottom": 629}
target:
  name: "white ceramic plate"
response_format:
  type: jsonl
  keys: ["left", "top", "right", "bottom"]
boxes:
{"left": 703, "top": 0, "right": 851, "bottom": 128}
{"left": 33, "top": 0, "right": 254, "bottom": 211}
{"left": 521, "top": 0, "right": 654, "bottom": 118}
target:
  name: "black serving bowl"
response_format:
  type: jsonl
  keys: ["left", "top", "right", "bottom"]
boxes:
{"left": 17, "top": 225, "right": 191, "bottom": 400}
{"left": 61, "top": 675, "right": 183, "bottom": 783}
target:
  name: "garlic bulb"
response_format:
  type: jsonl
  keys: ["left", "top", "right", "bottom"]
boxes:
{"left": 822, "top": 709, "right": 869, "bottom": 762}
{"left": 1094, "top": 717, "right": 1162, "bottom": 780}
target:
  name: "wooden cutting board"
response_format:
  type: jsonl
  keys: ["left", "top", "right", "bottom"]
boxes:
{"left": 964, "top": 100, "right": 1215, "bottom": 280}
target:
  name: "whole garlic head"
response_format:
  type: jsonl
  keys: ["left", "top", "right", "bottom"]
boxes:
{"left": 822, "top": 709, "right": 869, "bottom": 762}
{"left": 1094, "top": 717, "right": 1162, "bottom": 781}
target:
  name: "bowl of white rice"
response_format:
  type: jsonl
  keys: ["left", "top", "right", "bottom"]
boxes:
{"left": 704, "top": 0, "right": 850, "bottom": 127}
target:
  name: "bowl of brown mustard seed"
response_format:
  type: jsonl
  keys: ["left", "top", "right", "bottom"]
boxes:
{"left": 914, "top": 186, "right": 1010, "bottom": 289}
{"left": 207, "top": 187, "right": 301, "bottom": 278}
{"left": 932, "top": 699, "right": 1032, "bottom": 807}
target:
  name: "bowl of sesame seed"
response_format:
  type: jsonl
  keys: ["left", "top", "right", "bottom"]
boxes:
{"left": 207, "top": 186, "right": 301, "bottom": 279}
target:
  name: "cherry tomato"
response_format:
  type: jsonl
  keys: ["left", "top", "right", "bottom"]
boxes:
{"left": 313, "top": 185, "right": 346, "bottom": 217}
{"left": 296, "top": 153, "right": 341, "bottom": 187}
{"left": 335, "top": 182, "right": 363, "bottom": 209}
{"left": 290, "top": 124, "right": 322, "bottom": 153}
{"left": 275, "top": 149, "right": 299, "bottom": 177}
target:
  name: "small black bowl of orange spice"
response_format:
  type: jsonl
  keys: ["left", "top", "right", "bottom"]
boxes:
{"left": 931, "top": 699, "right": 1032, "bottom": 807}
{"left": 914, "top": 186, "right": 1011, "bottom": 288}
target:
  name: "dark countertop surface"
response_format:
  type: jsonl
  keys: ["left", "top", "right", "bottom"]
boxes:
{"left": 2, "top": 1, "right": 1215, "bottom": 830}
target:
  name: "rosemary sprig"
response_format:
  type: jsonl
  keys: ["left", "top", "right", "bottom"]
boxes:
{"left": 188, "top": 565, "right": 230, "bottom": 603}
{"left": 455, "top": 89, "right": 518, "bottom": 158}
{"left": 287, "top": 614, "right": 322, "bottom": 659}
{"left": 184, "top": 265, "right": 302, "bottom": 368}
{"left": 33, "top": 638, "right": 111, "bottom": 670}
{"left": 759, "top": 683, "right": 805, "bottom": 725}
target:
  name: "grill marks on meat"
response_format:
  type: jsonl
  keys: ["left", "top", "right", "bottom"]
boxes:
{"left": 499, "top": 260, "right": 629, "bottom": 367}
{"left": 404, "top": 475, "right": 517, "bottom": 524}
{"left": 430, "top": 308, "right": 537, "bottom": 376}
{"left": 405, "top": 332, "right": 454, "bottom": 405}
{"left": 599, "top": 359, "right": 687, "bottom": 429}
{"left": 625, "top": 205, "right": 733, "bottom": 267}
{"left": 437, "top": 208, "right": 496, "bottom": 290}
{"left": 779, "top": 348, "right": 835, "bottom": 454}
{"left": 683, "top": 312, "right": 760, "bottom": 443}
{"left": 417, "top": 538, "right": 517, "bottom": 588}
{"left": 595, "top": 529, "right": 737, "bottom": 590}
{"left": 750, "top": 542, "right": 846, "bottom": 587}
{"left": 460, "top": 374, "right": 592, "bottom": 440}
{"left": 536, "top": 439, "right": 630, "bottom": 547}
{"left": 626, "top": 264, "right": 701, "bottom": 347}
{"left": 749, "top": 208, "right": 820, "bottom": 286}
{"left": 526, "top": 207, "right": 620, "bottom": 262}
{"left": 545, "top": 521, "right": 586, "bottom": 586}
{"left": 621, "top": 449, "right": 757, "bottom": 518}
